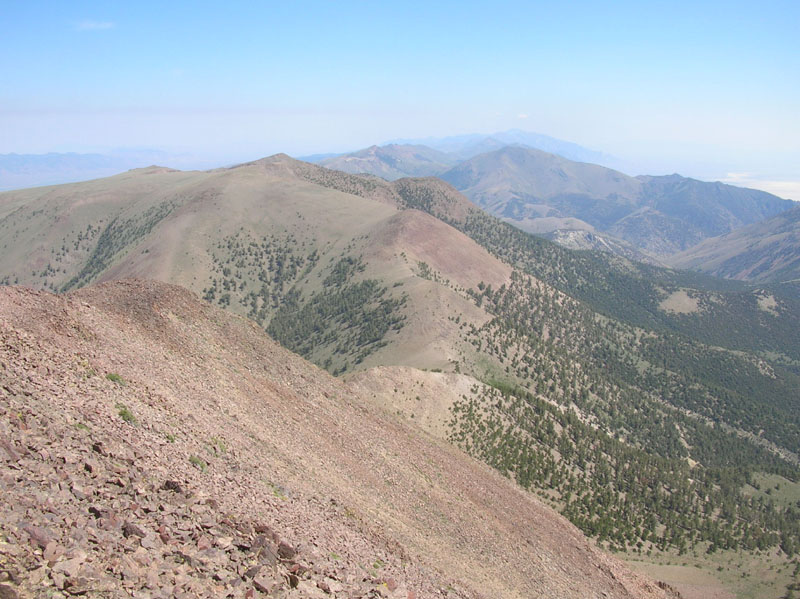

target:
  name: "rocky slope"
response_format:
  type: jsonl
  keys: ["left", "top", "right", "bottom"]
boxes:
{"left": 0, "top": 280, "right": 672, "bottom": 599}
{"left": 538, "top": 229, "right": 663, "bottom": 265}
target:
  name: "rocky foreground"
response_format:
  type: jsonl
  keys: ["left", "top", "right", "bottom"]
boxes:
{"left": 0, "top": 281, "right": 674, "bottom": 598}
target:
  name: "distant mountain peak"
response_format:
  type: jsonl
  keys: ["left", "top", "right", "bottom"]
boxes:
{"left": 385, "top": 129, "right": 618, "bottom": 167}
{"left": 126, "top": 165, "right": 179, "bottom": 174}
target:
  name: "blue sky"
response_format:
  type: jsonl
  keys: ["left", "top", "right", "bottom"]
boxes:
{"left": 2, "top": 1, "right": 799, "bottom": 195}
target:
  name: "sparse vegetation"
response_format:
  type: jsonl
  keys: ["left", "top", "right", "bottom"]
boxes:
{"left": 106, "top": 372, "right": 125, "bottom": 385}
{"left": 189, "top": 455, "right": 207, "bottom": 472}
{"left": 62, "top": 202, "right": 175, "bottom": 291}
{"left": 266, "top": 481, "right": 288, "bottom": 500}
{"left": 2, "top": 152, "right": 799, "bottom": 596}
{"left": 209, "top": 436, "right": 227, "bottom": 455}
{"left": 268, "top": 256, "right": 408, "bottom": 373}
{"left": 115, "top": 403, "right": 136, "bottom": 425}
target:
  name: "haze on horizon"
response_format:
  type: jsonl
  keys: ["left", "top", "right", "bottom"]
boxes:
{"left": 2, "top": 0, "right": 799, "bottom": 198}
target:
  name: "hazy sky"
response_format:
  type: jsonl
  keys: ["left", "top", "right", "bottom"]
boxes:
{"left": 2, "top": 1, "right": 799, "bottom": 195}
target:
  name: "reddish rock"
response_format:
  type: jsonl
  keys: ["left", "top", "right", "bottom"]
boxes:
{"left": 277, "top": 540, "right": 296, "bottom": 560}
{"left": 196, "top": 535, "right": 212, "bottom": 551}
{"left": 50, "top": 571, "right": 66, "bottom": 590}
{"left": 145, "top": 569, "right": 160, "bottom": 589}
{"left": 53, "top": 556, "right": 84, "bottom": 578}
{"left": 252, "top": 570, "right": 277, "bottom": 593}
{"left": 122, "top": 521, "right": 146, "bottom": 538}
{"left": 215, "top": 536, "right": 233, "bottom": 550}
{"left": 253, "top": 523, "right": 278, "bottom": 542}
{"left": 83, "top": 459, "right": 100, "bottom": 476}
{"left": 162, "top": 480, "right": 183, "bottom": 494}
{"left": 91, "top": 442, "right": 107, "bottom": 457}
{"left": 0, "top": 281, "right": 673, "bottom": 599}
{"left": 63, "top": 577, "right": 90, "bottom": 596}
{"left": 288, "top": 562, "right": 309, "bottom": 576}
{"left": 43, "top": 541, "right": 62, "bottom": 563}
{"left": 251, "top": 536, "right": 279, "bottom": 566}
{"left": 21, "top": 523, "right": 52, "bottom": 549}
{"left": 0, "top": 437, "right": 20, "bottom": 462}
{"left": 295, "top": 580, "right": 328, "bottom": 598}
{"left": 0, "top": 584, "right": 19, "bottom": 599}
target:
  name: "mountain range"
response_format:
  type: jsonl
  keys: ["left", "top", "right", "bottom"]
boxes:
{"left": 315, "top": 144, "right": 456, "bottom": 181}
{"left": 317, "top": 141, "right": 794, "bottom": 260}
{"left": 1, "top": 154, "right": 800, "bottom": 597}
{"left": 386, "top": 129, "right": 619, "bottom": 166}
{"left": 9, "top": 133, "right": 794, "bottom": 274}
{"left": 441, "top": 146, "right": 795, "bottom": 257}
{"left": 312, "top": 129, "right": 617, "bottom": 177}
{"left": 669, "top": 203, "right": 800, "bottom": 283}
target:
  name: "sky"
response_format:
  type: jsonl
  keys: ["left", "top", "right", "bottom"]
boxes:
{"left": 2, "top": 1, "right": 799, "bottom": 196}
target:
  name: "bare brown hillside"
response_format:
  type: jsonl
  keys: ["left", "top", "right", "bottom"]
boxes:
{"left": 0, "top": 280, "right": 671, "bottom": 598}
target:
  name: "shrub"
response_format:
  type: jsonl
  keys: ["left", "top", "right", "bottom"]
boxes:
{"left": 189, "top": 455, "right": 207, "bottom": 472}
{"left": 116, "top": 403, "right": 136, "bottom": 425}
{"left": 106, "top": 372, "right": 125, "bottom": 385}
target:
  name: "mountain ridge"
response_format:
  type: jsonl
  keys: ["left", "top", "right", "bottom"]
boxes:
{"left": 317, "top": 144, "right": 455, "bottom": 180}
{"left": 307, "top": 141, "right": 793, "bottom": 260}
{"left": 385, "top": 129, "right": 617, "bottom": 166}
{"left": 2, "top": 157, "right": 800, "bottom": 597}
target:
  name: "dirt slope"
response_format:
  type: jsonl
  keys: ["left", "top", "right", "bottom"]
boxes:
{"left": 0, "top": 280, "right": 671, "bottom": 598}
